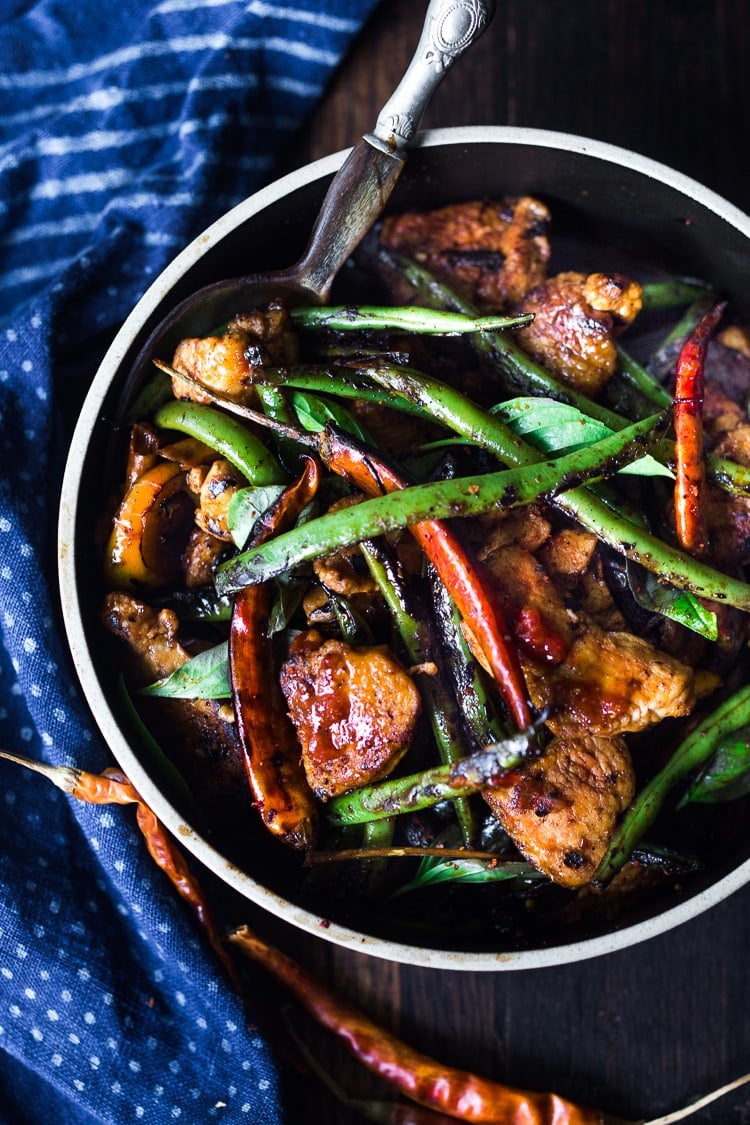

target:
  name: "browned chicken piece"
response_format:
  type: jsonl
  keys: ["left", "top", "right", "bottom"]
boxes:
{"left": 187, "top": 458, "right": 245, "bottom": 542}
{"left": 379, "top": 197, "right": 551, "bottom": 311}
{"left": 470, "top": 504, "right": 552, "bottom": 554}
{"left": 718, "top": 324, "right": 750, "bottom": 359}
{"left": 279, "top": 630, "right": 421, "bottom": 800}
{"left": 181, "top": 526, "right": 227, "bottom": 587}
{"left": 703, "top": 382, "right": 746, "bottom": 438}
{"left": 484, "top": 732, "right": 634, "bottom": 888}
{"left": 312, "top": 496, "right": 380, "bottom": 597}
{"left": 170, "top": 300, "right": 300, "bottom": 404}
{"left": 514, "top": 271, "right": 643, "bottom": 397}
{"left": 476, "top": 529, "right": 694, "bottom": 733}
{"left": 475, "top": 542, "right": 575, "bottom": 662}
{"left": 538, "top": 528, "right": 598, "bottom": 589}
{"left": 100, "top": 592, "right": 247, "bottom": 814}
{"left": 539, "top": 530, "right": 625, "bottom": 630}
{"left": 524, "top": 625, "right": 695, "bottom": 737}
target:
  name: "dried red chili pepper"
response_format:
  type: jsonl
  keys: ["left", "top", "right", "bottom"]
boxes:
{"left": 317, "top": 427, "right": 531, "bottom": 732}
{"left": 229, "top": 924, "right": 603, "bottom": 1124}
{"left": 673, "top": 301, "right": 726, "bottom": 556}
{"left": 0, "top": 752, "right": 241, "bottom": 990}
{"left": 229, "top": 455, "right": 320, "bottom": 850}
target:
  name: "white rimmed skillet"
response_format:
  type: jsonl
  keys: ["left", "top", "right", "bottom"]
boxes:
{"left": 59, "top": 125, "right": 750, "bottom": 970}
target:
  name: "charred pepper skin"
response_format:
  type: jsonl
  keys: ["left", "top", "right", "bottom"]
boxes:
{"left": 229, "top": 456, "right": 320, "bottom": 850}
{"left": 673, "top": 301, "right": 726, "bottom": 556}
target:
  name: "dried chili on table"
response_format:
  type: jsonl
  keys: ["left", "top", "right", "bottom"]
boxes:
{"left": 228, "top": 924, "right": 604, "bottom": 1124}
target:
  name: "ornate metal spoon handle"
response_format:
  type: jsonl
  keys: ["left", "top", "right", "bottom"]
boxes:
{"left": 367, "top": 0, "right": 496, "bottom": 154}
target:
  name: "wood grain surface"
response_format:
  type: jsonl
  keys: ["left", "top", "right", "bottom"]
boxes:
{"left": 248, "top": 3, "right": 750, "bottom": 1122}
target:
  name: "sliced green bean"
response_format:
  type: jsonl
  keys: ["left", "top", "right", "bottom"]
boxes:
{"left": 615, "top": 345, "right": 673, "bottom": 410}
{"left": 595, "top": 683, "right": 750, "bottom": 884}
{"left": 153, "top": 399, "right": 286, "bottom": 485}
{"left": 640, "top": 278, "right": 717, "bottom": 310}
{"left": 327, "top": 729, "right": 538, "bottom": 827}
{"left": 290, "top": 304, "right": 532, "bottom": 335}
{"left": 361, "top": 541, "right": 477, "bottom": 845}
{"left": 215, "top": 413, "right": 667, "bottom": 595}
{"left": 429, "top": 564, "right": 511, "bottom": 749}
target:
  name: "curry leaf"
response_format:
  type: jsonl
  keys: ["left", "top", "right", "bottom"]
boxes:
{"left": 680, "top": 724, "right": 750, "bottom": 804}
{"left": 493, "top": 396, "right": 674, "bottom": 478}
{"left": 140, "top": 642, "right": 231, "bottom": 699}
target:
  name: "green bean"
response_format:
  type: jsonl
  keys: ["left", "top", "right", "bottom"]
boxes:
{"left": 215, "top": 412, "right": 667, "bottom": 595}
{"left": 640, "top": 278, "right": 717, "bottom": 309}
{"left": 290, "top": 304, "right": 533, "bottom": 335}
{"left": 429, "top": 564, "right": 511, "bottom": 749}
{"left": 327, "top": 729, "right": 538, "bottom": 827}
{"left": 253, "top": 365, "right": 432, "bottom": 422}
{"left": 595, "top": 683, "right": 750, "bottom": 884}
{"left": 153, "top": 399, "right": 286, "bottom": 485}
{"left": 360, "top": 541, "right": 477, "bottom": 844}
{"left": 379, "top": 249, "right": 750, "bottom": 497}
{"left": 615, "top": 345, "right": 673, "bottom": 411}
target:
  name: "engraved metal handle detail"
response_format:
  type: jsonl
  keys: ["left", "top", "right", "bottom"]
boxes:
{"left": 367, "top": 0, "right": 496, "bottom": 153}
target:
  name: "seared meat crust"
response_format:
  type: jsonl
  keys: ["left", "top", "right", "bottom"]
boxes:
{"left": 171, "top": 302, "right": 300, "bottom": 404}
{"left": 380, "top": 197, "right": 551, "bottom": 311}
{"left": 514, "top": 271, "right": 643, "bottom": 396}
{"left": 523, "top": 626, "right": 695, "bottom": 737}
{"left": 280, "top": 630, "right": 421, "bottom": 800}
{"left": 484, "top": 733, "right": 634, "bottom": 887}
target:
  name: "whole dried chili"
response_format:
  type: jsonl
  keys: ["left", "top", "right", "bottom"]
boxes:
{"left": 229, "top": 455, "right": 320, "bottom": 849}
{"left": 0, "top": 751, "right": 241, "bottom": 991}
{"left": 228, "top": 924, "right": 605, "bottom": 1124}
{"left": 672, "top": 301, "right": 726, "bottom": 555}
{"left": 317, "top": 426, "right": 532, "bottom": 732}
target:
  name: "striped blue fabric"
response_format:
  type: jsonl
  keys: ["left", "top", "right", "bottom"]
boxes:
{"left": 0, "top": 2, "right": 380, "bottom": 1121}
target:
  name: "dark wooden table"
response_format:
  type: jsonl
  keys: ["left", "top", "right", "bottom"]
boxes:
{"left": 252, "top": 3, "right": 750, "bottom": 1122}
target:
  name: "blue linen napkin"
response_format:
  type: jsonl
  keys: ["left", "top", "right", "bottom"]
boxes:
{"left": 0, "top": 2, "right": 381, "bottom": 1120}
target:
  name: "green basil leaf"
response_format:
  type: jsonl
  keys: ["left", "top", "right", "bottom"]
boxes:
{"left": 228, "top": 484, "right": 286, "bottom": 548}
{"left": 395, "top": 856, "right": 540, "bottom": 896}
{"left": 268, "top": 580, "right": 305, "bottom": 637}
{"left": 291, "top": 391, "right": 370, "bottom": 442}
{"left": 626, "top": 560, "right": 719, "bottom": 641}
{"left": 140, "top": 641, "right": 231, "bottom": 699}
{"left": 493, "top": 396, "right": 673, "bottom": 478}
{"left": 680, "top": 724, "right": 750, "bottom": 804}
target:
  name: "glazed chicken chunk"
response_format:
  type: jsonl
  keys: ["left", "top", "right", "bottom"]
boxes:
{"left": 170, "top": 301, "right": 300, "bottom": 404}
{"left": 279, "top": 630, "right": 421, "bottom": 800}
{"left": 484, "top": 733, "right": 635, "bottom": 888}
{"left": 514, "top": 270, "right": 643, "bottom": 396}
{"left": 379, "top": 197, "right": 551, "bottom": 310}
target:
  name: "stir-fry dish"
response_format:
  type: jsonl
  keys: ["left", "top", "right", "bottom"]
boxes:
{"left": 99, "top": 196, "right": 750, "bottom": 947}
